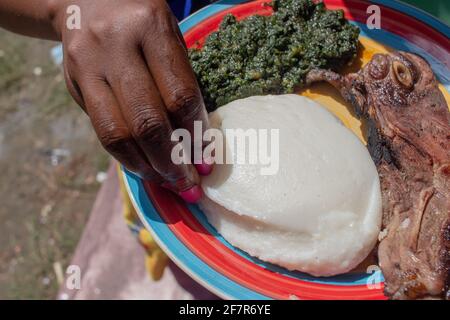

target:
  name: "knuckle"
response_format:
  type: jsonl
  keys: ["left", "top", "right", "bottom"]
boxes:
{"left": 89, "top": 19, "right": 115, "bottom": 39}
{"left": 85, "top": 95, "right": 104, "bottom": 112}
{"left": 123, "top": 3, "right": 166, "bottom": 29}
{"left": 96, "top": 120, "right": 130, "bottom": 152}
{"left": 88, "top": 4, "right": 154, "bottom": 41}
{"left": 65, "top": 40, "right": 84, "bottom": 64}
{"left": 131, "top": 4, "right": 155, "bottom": 21}
{"left": 166, "top": 87, "right": 202, "bottom": 115}
{"left": 131, "top": 110, "right": 168, "bottom": 142}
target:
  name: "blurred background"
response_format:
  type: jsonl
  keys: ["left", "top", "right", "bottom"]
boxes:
{"left": 0, "top": 0, "right": 448, "bottom": 299}
{"left": 0, "top": 33, "right": 109, "bottom": 298}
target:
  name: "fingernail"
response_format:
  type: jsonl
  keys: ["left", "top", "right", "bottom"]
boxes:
{"left": 179, "top": 185, "right": 203, "bottom": 203}
{"left": 195, "top": 163, "right": 213, "bottom": 176}
{"left": 195, "top": 158, "right": 214, "bottom": 176}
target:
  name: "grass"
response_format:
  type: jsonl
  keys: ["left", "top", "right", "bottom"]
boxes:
{"left": 0, "top": 30, "right": 108, "bottom": 299}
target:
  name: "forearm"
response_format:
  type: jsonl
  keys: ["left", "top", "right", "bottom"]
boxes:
{"left": 0, "top": 0, "right": 62, "bottom": 40}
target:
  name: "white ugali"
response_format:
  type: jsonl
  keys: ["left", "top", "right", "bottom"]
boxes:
{"left": 199, "top": 95, "right": 382, "bottom": 277}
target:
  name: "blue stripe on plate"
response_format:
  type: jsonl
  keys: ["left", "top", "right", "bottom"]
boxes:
{"left": 188, "top": 204, "right": 382, "bottom": 286}
{"left": 123, "top": 169, "right": 270, "bottom": 300}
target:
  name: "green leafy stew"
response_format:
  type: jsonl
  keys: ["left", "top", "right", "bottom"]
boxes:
{"left": 189, "top": 0, "right": 360, "bottom": 112}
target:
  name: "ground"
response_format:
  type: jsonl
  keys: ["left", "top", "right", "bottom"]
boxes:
{"left": 0, "top": 30, "right": 109, "bottom": 299}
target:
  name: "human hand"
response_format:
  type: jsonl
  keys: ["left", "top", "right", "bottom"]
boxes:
{"left": 53, "top": 0, "right": 211, "bottom": 202}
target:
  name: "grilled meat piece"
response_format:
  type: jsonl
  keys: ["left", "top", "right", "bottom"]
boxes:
{"left": 306, "top": 51, "right": 450, "bottom": 299}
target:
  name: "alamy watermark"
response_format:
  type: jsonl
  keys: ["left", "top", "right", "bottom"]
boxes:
{"left": 65, "top": 264, "right": 82, "bottom": 290}
{"left": 171, "top": 121, "right": 280, "bottom": 176}
{"left": 62, "top": 4, "right": 382, "bottom": 32}
{"left": 66, "top": 5, "right": 81, "bottom": 30}
{"left": 367, "top": 5, "right": 381, "bottom": 30}
{"left": 366, "top": 265, "right": 383, "bottom": 289}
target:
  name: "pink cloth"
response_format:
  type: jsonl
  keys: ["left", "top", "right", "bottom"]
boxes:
{"left": 58, "top": 163, "right": 217, "bottom": 300}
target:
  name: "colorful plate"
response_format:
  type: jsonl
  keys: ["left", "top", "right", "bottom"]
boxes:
{"left": 124, "top": 0, "right": 450, "bottom": 300}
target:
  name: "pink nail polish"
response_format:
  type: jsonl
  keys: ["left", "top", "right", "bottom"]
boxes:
{"left": 195, "top": 162, "right": 214, "bottom": 176}
{"left": 179, "top": 185, "right": 203, "bottom": 203}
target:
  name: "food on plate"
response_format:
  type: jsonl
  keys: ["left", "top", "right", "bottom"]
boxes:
{"left": 199, "top": 94, "right": 382, "bottom": 277}
{"left": 306, "top": 51, "right": 450, "bottom": 299}
{"left": 189, "top": 0, "right": 359, "bottom": 111}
